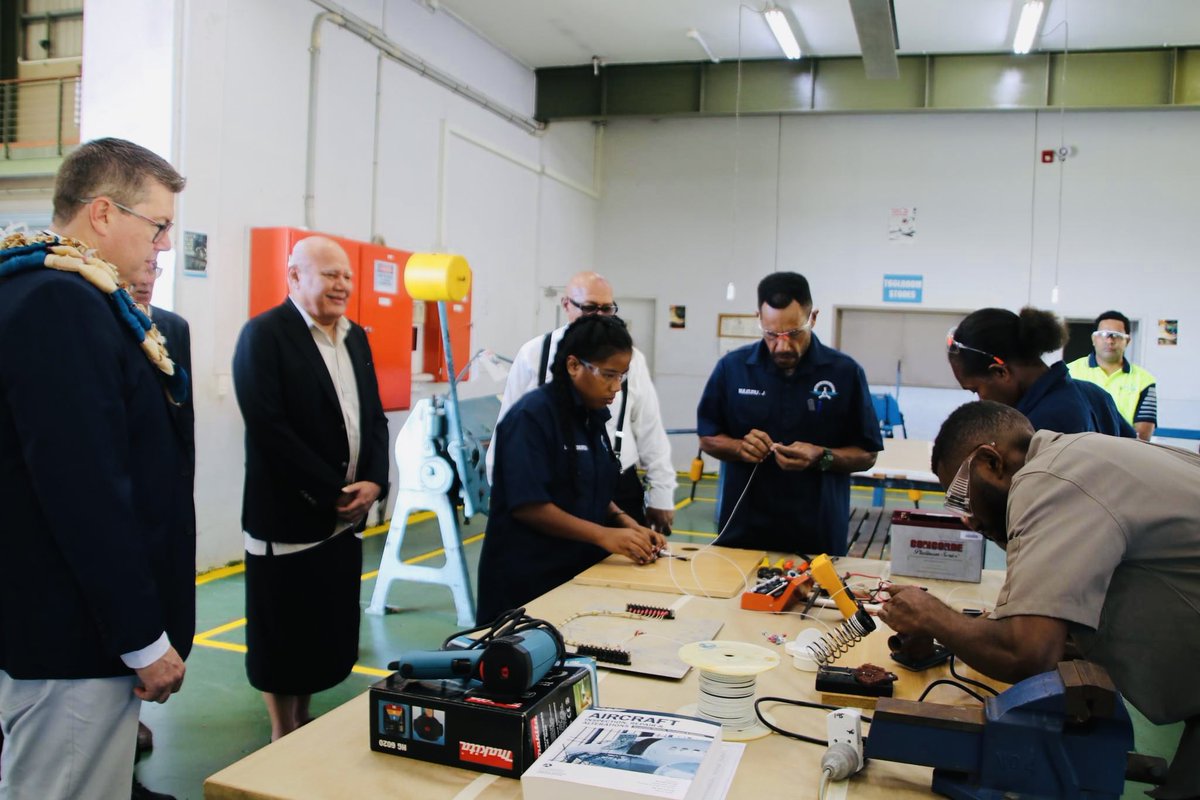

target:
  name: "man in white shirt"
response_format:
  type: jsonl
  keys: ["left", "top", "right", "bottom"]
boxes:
{"left": 489, "top": 272, "right": 677, "bottom": 532}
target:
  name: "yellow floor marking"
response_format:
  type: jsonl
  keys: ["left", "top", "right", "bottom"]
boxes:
{"left": 194, "top": 618, "right": 248, "bottom": 640}
{"left": 192, "top": 638, "right": 246, "bottom": 654}
{"left": 360, "top": 532, "right": 485, "bottom": 581}
{"left": 670, "top": 529, "right": 718, "bottom": 539}
{"left": 674, "top": 498, "right": 692, "bottom": 510}
{"left": 195, "top": 564, "right": 245, "bottom": 585}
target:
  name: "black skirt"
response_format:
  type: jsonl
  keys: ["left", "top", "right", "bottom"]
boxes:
{"left": 244, "top": 531, "right": 362, "bottom": 695}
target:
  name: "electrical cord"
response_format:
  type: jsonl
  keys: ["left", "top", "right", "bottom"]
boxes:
{"left": 439, "top": 607, "right": 566, "bottom": 664}
{"left": 753, "top": 696, "right": 872, "bottom": 746}
{"left": 949, "top": 653, "right": 999, "bottom": 697}
{"left": 916, "top": 679, "right": 988, "bottom": 704}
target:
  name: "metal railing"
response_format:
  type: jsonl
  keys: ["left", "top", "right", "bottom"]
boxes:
{"left": 0, "top": 74, "right": 82, "bottom": 161}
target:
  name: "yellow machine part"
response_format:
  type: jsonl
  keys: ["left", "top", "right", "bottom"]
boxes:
{"left": 810, "top": 553, "right": 858, "bottom": 619}
{"left": 405, "top": 252, "right": 472, "bottom": 302}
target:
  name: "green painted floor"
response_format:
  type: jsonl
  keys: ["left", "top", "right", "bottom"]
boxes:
{"left": 131, "top": 477, "right": 1178, "bottom": 799}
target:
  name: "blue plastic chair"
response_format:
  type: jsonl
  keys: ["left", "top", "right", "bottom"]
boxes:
{"left": 871, "top": 393, "right": 906, "bottom": 438}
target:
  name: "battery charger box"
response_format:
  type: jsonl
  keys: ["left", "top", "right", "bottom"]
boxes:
{"left": 369, "top": 664, "right": 594, "bottom": 777}
{"left": 889, "top": 510, "right": 984, "bottom": 583}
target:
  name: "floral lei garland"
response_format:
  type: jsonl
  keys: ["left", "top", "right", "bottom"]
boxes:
{"left": 0, "top": 231, "right": 189, "bottom": 405}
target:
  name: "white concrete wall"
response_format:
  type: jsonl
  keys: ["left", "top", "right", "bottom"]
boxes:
{"left": 81, "top": 0, "right": 600, "bottom": 568}
{"left": 72, "top": 0, "right": 1200, "bottom": 565}
{"left": 595, "top": 109, "right": 1200, "bottom": 463}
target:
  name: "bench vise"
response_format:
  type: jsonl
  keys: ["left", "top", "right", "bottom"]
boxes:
{"left": 864, "top": 661, "right": 1165, "bottom": 799}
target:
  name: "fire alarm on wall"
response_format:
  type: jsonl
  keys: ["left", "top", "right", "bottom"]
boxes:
{"left": 1041, "top": 150, "right": 1055, "bottom": 163}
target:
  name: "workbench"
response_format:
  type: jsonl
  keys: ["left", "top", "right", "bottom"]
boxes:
{"left": 205, "top": 556, "right": 1005, "bottom": 800}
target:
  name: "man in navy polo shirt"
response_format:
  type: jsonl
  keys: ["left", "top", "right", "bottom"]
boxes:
{"left": 697, "top": 272, "right": 882, "bottom": 555}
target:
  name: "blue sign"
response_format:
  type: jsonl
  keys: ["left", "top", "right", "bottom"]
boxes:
{"left": 883, "top": 274, "right": 923, "bottom": 303}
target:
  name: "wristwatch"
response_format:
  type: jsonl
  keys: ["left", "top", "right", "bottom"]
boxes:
{"left": 818, "top": 448, "right": 834, "bottom": 471}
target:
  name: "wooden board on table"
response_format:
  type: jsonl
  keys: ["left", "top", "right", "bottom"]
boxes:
{"left": 562, "top": 614, "right": 724, "bottom": 679}
{"left": 573, "top": 545, "right": 765, "bottom": 599}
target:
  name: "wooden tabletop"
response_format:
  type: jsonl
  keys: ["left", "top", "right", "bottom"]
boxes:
{"left": 205, "top": 556, "right": 1005, "bottom": 800}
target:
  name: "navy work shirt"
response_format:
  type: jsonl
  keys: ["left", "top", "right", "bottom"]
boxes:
{"left": 1018, "top": 361, "right": 1130, "bottom": 436}
{"left": 697, "top": 336, "right": 882, "bottom": 556}
{"left": 476, "top": 383, "right": 619, "bottom": 625}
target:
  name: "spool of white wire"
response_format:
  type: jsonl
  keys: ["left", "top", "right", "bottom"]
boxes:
{"left": 677, "top": 641, "right": 779, "bottom": 741}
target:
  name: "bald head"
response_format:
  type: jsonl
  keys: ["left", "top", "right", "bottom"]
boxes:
{"left": 287, "top": 236, "right": 353, "bottom": 327}
{"left": 562, "top": 271, "right": 617, "bottom": 322}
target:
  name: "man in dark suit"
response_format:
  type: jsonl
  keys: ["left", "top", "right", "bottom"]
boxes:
{"left": 232, "top": 235, "right": 389, "bottom": 741}
{"left": 131, "top": 266, "right": 195, "bottom": 473}
{"left": 0, "top": 138, "right": 193, "bottom": 799}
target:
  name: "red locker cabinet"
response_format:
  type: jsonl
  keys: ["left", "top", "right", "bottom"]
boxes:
{"left": 358, "top": 244, "right": 414, "bottom": 411}
{"left": 422, "top": 292, "right": 472, "bottom": 383}
{"left": 248, "top": 227, "right": 414, "bottom": 411}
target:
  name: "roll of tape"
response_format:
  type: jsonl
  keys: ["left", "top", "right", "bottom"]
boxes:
{"left": 404, "top": 252, "right": 472, "bottom": 301}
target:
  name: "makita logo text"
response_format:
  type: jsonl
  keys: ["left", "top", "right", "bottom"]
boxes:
{"left": 738, "top": 388, "right": 765, "bottom": 396}
{"left": 910, "top": 540, "right": 963, "bottom": 552}
{"left": 460, "top": 742, "right": 514, "bottom": 770}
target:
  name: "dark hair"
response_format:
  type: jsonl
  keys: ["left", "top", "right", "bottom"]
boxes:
{"left": 53, "top": 138, "right": 186, "bottom": 225}
{"left": 548, "top": 315, "right": 633, "bottom": 493}
{"left": 1094, "top": 310, "right": 1130, "bottom": 335}
{"left": 950, "top": 306, "right": 1067, "bottom": 376}
{"left": 931, "top": 400, "right": 1033, "bottom": 476}
{"left": 757, "top": 272, "right": 812, "bottom": 310}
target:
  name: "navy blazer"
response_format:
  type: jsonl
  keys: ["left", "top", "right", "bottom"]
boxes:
{"left": 233, "top": 299, "right": 389, "bottom": 544}
{"left": 0, "top": 270, "right": 195, "bottom": 678}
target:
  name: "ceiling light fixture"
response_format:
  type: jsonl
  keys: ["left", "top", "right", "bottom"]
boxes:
{"left": 686, "top": 28, "right": 720, "bottom": 64}
{"left": 763, "top": 4, "right": 801, "bottom": 60}
{"left": 1013, "top": 0, "right": 1045, "bottom": 55}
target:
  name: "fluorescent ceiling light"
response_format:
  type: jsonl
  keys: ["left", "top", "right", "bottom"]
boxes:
{"left": 1013, "top": 0, "right": 1045, "bottom": 55}
{"left": 764, "top": 5, "right": 801, "bottom": 60}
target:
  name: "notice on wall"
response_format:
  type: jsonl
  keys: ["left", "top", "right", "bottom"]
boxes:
{"left": 183, "top": 231, "right": 207, "bottom": 276}
{"left": 889, "top": 207, "right": 917, "bottom": 242}
{"left": 1158, "top": 319, "right": 1178, "bottom": 346}
{"left": 883, "top": 274, "right": 923, "bottom": 303}
{"left": 669, "top": 305, "right": 686, "bottom": 329}
{"left": 374, "top": 259, "right": 398, "bottom": 294}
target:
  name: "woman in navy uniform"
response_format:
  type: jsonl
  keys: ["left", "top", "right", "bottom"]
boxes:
{"left": 477, "top": 315, "right": 666, "bottom": 624}
{"left": 947, "top": 307, "right": 1132, "bottom": 437}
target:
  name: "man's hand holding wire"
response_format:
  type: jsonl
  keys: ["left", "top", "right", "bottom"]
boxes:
{"left": 739, "top": 429, "right": 774, "bottom": 463}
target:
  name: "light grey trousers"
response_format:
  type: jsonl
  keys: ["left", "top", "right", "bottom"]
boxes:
{"left": 0, "top": 671, "right": 139, "bottom": 800}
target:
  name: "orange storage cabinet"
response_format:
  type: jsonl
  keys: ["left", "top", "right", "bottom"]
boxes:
{"left": 422, "top": 292, "right": 472, "bottom": 383}
{"left": 358, "top": 244, "right": 414, "bottom": 411}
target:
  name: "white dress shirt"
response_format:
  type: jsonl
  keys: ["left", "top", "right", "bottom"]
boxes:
{"left": 487, "top": 325, "right": 677, "bottom": 510}
{"left": 244, "top": 302, "right": 362, "bottom": 556}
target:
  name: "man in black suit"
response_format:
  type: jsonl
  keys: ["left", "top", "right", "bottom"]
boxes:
{"left": 0, "top": 138, "right": 193, "bottom": 799}
{"left": 233, "top": 235, "right": 389, "bottom": 741}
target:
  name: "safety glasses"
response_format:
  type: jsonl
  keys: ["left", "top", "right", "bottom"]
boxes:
{"left": 946, "top": 330, "right": 1005, "bottom": 366}
{"left": 943, "top": 442, "right": 994, "bottom": 523}
{"left": 1092, "top": 330, "right": 1130, "bottom": 342}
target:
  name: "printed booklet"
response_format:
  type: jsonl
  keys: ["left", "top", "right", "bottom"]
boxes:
{"left": 521, "top": 706, "right": 727, "bottom": 800}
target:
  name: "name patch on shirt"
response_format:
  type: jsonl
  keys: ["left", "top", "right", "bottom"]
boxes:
{"left": 575, "top": 444, "right": 590, "bottom": 451}
{"left": 738, "top": 388, "right": 765, "bottom": 396}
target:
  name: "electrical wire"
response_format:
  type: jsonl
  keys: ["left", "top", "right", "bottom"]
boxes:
{"left": 439, "top": 607, "right": 566, "bottom": 663}
{"left": 948, "top": 653, "right": 999, "bottom": 697}
{"left": 752, "top": 696, "right": 872, "bottom": 746}
{"left": 916, "top": 679, "right": 988, "bottom": 704}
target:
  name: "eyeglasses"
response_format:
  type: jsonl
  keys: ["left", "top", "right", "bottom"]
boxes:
{"left": 79, "top": 197, "right": 174, "bottom": 244}
{"left": 946, "top": 330, "right": 1006, "bottom": 366}
{"left": 566, "top": 297, "right": 619, "bottom": 316}
{"left": 759, "top": 319, "right": 813, "bottom": 343}
{"left": 943, "top": 442, "right": 994, "bottom": 523}
{"left": 1092, "top": 330, "right": 1130, "bottom": 342}
{"left": 577, "top": 358, "right": 628, "bottom": 385}
{"left": 148, "top": 266, "right": 164, "bottom": 278}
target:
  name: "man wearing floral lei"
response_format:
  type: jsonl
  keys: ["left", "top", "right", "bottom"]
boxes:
{"left": 0, "top": 138, "right": 194, "bottom": 799}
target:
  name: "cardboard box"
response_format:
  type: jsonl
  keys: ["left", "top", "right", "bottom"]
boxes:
{"left": 889, "top": 510, "right": 984, "bottom": 583}
{"left": 369, "top": 664, "right": 594, "bottom": 777}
